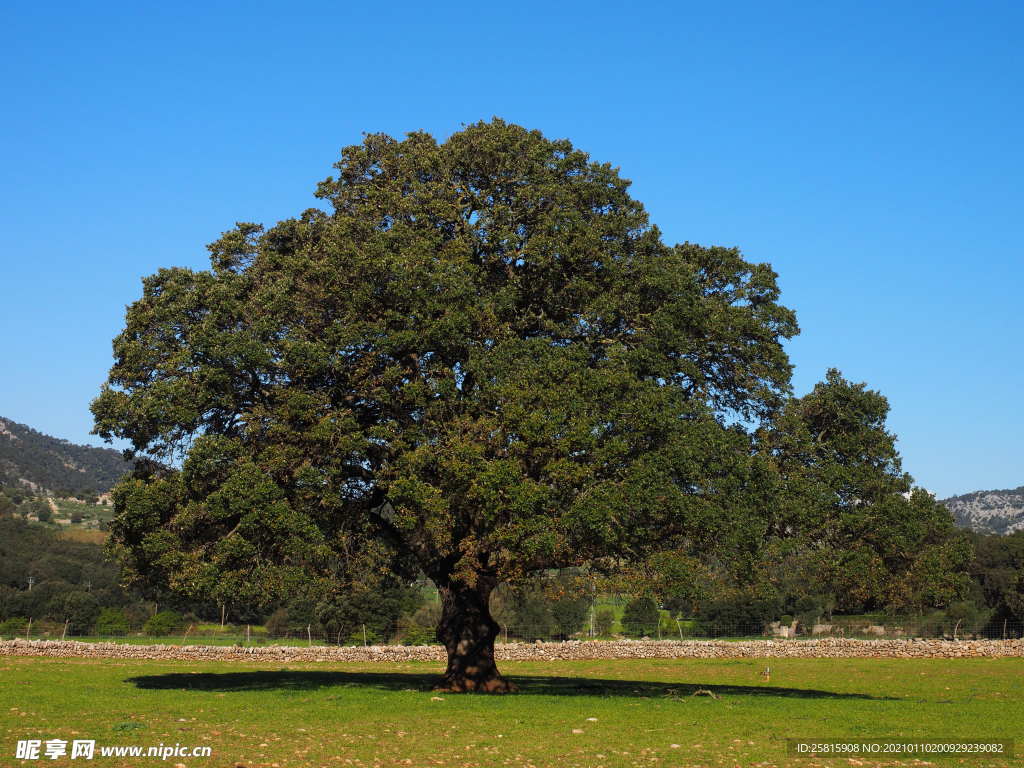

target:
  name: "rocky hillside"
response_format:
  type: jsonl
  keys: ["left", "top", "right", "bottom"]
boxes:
{"left": 0, "top": 417, "right": 130, "bottom": 494}
{"left": 941, "top": 487, "right": 1024, "bottom": 535}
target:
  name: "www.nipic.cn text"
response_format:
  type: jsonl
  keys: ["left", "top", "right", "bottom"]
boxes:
{"left": 15, "top": 739, "right": 212, "bottom": 760}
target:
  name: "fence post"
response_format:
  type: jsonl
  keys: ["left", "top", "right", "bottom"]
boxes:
{"left": 676, "top": 619, "right": 683, "bottom": 641}
{"left": 590, "top": 579, "right": 596, "bottom": 638}
{"left": 363, "top": 624, "right": 367, "bottom": 646}
{"left": 62, "top": 620, "right": 68, "bottom": 642}
{"left": 307, "top": 625, "right": 312, "bottom": 648}
{"left": 247, "top": 624, "right": 250, "bottom": 647}
{"left": 26, "top": 618, "right": 31, "bottom": 640}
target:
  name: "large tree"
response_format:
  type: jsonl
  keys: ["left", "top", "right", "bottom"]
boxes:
{"left": 92, "top": 119, "right": 797, "bottom": 691}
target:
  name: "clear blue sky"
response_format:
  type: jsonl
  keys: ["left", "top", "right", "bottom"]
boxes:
{"left": 1, "top": 2, "right": 1020, "bottom": 498}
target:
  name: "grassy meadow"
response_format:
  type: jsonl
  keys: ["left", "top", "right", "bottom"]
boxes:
{"left": 2, "top": 655, "right": 1022, "bottom": 767}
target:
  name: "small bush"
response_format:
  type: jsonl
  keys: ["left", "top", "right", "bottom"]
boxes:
{"left": 345, "top": 627, "right": 380, "bottom": 646}
{"left": 594, "top": 607, "right": 615, "bottom": 636}
{"left": 549, "top": 593, "right": 590, "bottom": 639}
{"left": 781, "top": 614, "right": 794, "bottom": 626}
{"left": 70, "top": 512, "right": 84, "bottom": 524}
{"left": 0, "top": 617, "right": 29, "bottom": 636}
{"left": 694, "top": 597, "right": 784, "bottom": 637}
{"left": 411, "top": 602, "right": 442, "bottom": 627}
{"left": 95, "top": 607, "right": 130, "bottom": 635}
{"left": 944, "top": 601, "right": 989, "bottom": 635}
{"left": 397, "top": 608, "right": 438, "bottom": 645}
{"left": 36, "top": 506, "right": 52, "bottom": 523}
{"left": 622, "top": 597, "right": 660, "bottom": 637}
{"left": 264, "top": 608, "right": 293, "bottom": 639}
{"left": 143, "top": 611, "right": 183, "bottom": 636}
{"left": 397, "top": 623, "right": 435, "bottom": 645}
{"left": 512, "top": 596, "right": 556, "bottom": 641}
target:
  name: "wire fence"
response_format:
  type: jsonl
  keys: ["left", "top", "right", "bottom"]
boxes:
{"left": 3, "top": 618, "right": 1022, "bottom": 646}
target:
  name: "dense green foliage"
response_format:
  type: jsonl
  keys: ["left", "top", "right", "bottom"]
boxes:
{"left": 0, "top": 489, "right": 1015, "bottom": 638}
{"left": 315, "top": 583, "right": 423, "bottom": 644}
{"left": 143, "top": 610, "right": 183, "bottom": 636}
{"left": 0, "top": 512, "right": 125, "bottom": 621}
{"left": 86, "top": 120, "right": 976, "bottom": 678}
{"left": 593, "top": 607, "right": 615, "bottom": 635}
{"left": 0, "top": 416, "right": 130, "bottom": 493}
{"left": 0, "top": 616, "right": 28, "bottom": 635}
{"left": 95, "top": 606, "right": 130, "bottom": 633}
{"left": 497, "top": 577, "right": 591, "bottom": 640}
{"left": 757, "top": 369, "right": 970, "bottom": 613}
{"left": 47, "top": 590, "right": 102, "bottom": 627}
{"left": 961, "top": 530, "right": 1024, "bottom": 625}
{"left": 91, "top": 119, "right": 797, "bottom": 615}
{"left": 263, "top": 583, "right": 424, "bottom": 644}
{"left": 621, "top": 596, "right": 660, "bottom": 637}
{"left": 0, "top": 484, "right": 51, "bottom": 521}
{"left": 694, "top": 595, "right": 783, "bottom": 635}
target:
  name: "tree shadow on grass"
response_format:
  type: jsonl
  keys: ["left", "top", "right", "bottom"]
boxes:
{"left": 126, "top": 670, "right": 892, "bottom": 700}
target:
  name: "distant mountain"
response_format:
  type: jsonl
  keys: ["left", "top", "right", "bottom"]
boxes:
{"left": 0, "top": 416, "right": 131, "bottom": 494}
{"left": 941, "top": 487, "right": 1024, "bottom": 535}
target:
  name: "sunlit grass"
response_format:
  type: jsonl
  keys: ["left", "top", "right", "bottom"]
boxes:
{"left": 1, "top": 656, "right": 1021, "bottom": 767}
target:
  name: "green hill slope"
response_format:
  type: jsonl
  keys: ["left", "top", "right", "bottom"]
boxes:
{"left": 0, "top": 416, "right": 130, "bottom": 493}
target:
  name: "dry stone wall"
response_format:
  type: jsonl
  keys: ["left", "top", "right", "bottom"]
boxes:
{"left": 2, "top": 637, "right": 1022, "bottom": 663}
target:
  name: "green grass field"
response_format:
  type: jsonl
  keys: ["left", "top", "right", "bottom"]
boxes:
{"left": 2, "top": 656, "right": 1021, "bottom": 767}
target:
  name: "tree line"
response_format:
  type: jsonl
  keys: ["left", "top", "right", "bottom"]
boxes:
{"left": 4, "top": 495, "right": 1020, "bottom": 642}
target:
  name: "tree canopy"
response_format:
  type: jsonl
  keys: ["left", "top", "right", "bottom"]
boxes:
{"left": 758, "top": 369, "right": 970, "bottom": 613}
{"left": 92, "top": 119, "right": 799, "bottom": 689}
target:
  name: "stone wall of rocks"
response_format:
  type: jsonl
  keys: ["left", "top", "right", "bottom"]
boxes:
{"left": 2, "top": 637, "right": 1022, "bottom": 663}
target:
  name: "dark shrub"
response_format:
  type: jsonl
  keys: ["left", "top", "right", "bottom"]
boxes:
{"left": 316, "top": 584, "right": 424, "bottom": 645}
{"left": 621, "top": 597, "right": 660, "bottom": 637}
{"left": 594, "top": 607, "right": 615, "bottom": 636}
{"left": 696, "top": 596, "right": 782, "bottom": 637}
{"left": 549, "top": 593, "right": 590, "bottom": 639}
{"left": 512, "top": 596, "right": 555, "bottom": 640}
{"left": 264, "top": 608, "right": 293, "bottom": 639}
{"left": 47, "top": 591, "right": 101, "bottom": 629}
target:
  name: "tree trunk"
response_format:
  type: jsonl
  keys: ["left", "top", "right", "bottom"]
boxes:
{"left": 433, "top": 570, "right": 516, "bottom": 693}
